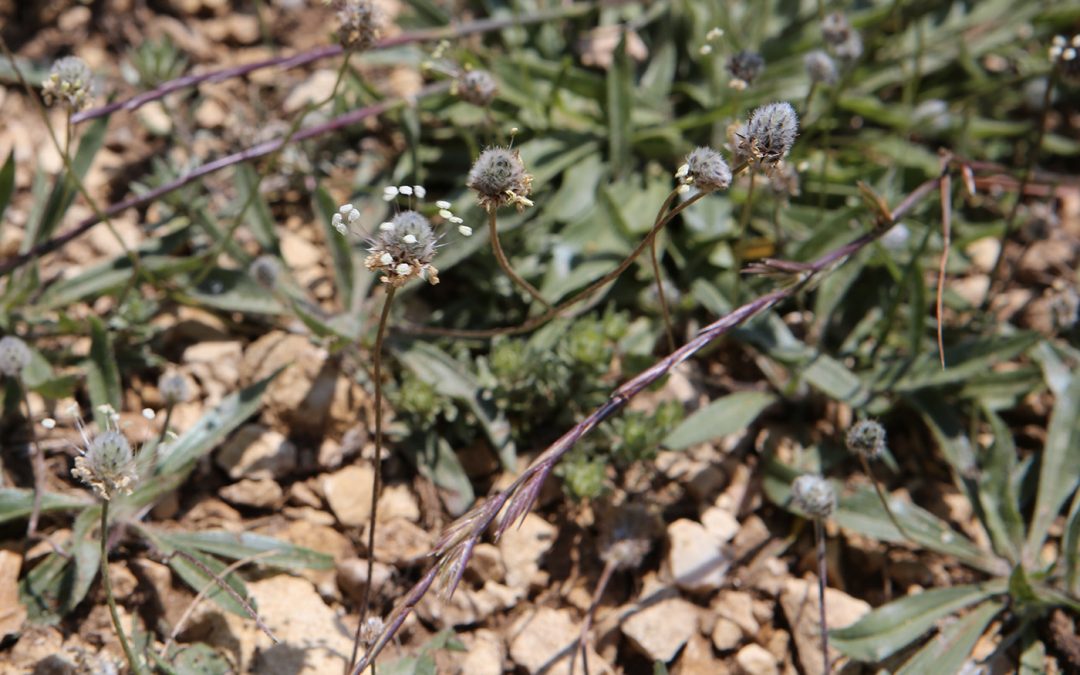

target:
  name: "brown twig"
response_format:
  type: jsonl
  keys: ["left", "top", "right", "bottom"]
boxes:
{"left": 571, "top": 556, "right": 617, "bottom": 675}
{"left": 936, "top": 168, "right": 952, "bottom": 368}
{"left": 100, "top": 502, "right": 145, "bottom": 675}
{"left": 487, "top": 209, "right": 552, "bottom": 308}
{"left": 814, "top": 517, "right": 830, "bottom": 675}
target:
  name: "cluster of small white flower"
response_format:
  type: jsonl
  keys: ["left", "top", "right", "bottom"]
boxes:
{"left": 382, "top": 184, "right": 427, "bottom": 200}
{"left": 1049, "top": 35, "right": 1079, "bottom": 63}
{"left": 434, "top": 200, "right": 472, "bottom": 236}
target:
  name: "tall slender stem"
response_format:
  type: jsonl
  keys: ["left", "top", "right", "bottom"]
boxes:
{"left": 571, "top": 556, "right": 617, "bottom": 675}
{"left": 487, "top": 210, "right": 551, "bottom": 308}
{"left": 649, "top": 238, "right": 675, "bottom": 352}
{"left": 814, "top": 517, "right": 830, "bottom": 675}
{"left": 156, "top": 404, "right": 175, "bottom": 449}
{"left": 859, "top": 455, "right": 913, "bottom": 542}
{"left": 349, "top": 285, "right": 397, "bottom": 673}
{"left": 101, "top": 501, "right": 143, "bottom": 674}
{"left": 21, "top": 387, "right": 46, "bottom": 537}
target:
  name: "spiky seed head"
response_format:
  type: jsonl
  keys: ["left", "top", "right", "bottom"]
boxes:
{"left": 821, "top": 12, "right": 852, "bottom": 46}
{"left": 834, "top": 31, "right": 863, "bottom": 62}
{"left": 42, "top": 56, "right": 94, "bottom": 111}
{"left": 158, "top": 372, "right": 191, "bottom": 406}
{"left": 738, "top": 102, "right": 799, "bottom": 169}
{"left": 335, "top": 0, "right": 383, "bottom": 51}
{"left": 804, "top": 50, "right": 838, "bottom": 84}
{"left": 727, "top": 50, "right": 765, "bottom": 87}
{"left": 846, "top": 419, "right": 887, "bottom": 459}
{"left": 678, "top": 147, "right": 732, "bottom": 192}
{"left": 360, "top": 616, "right": 384, "bottom": 648}
{"left": 466, "top": 147, "right": 534, "bottom": 212}
{"left": 250, "top": 255, "right": 282, "bottom": 290}
{"left": 0, "top": 336, "right": 31, "bottom": 378}
{"left": 71, "top": 429, "right": 137, "bottom": 500}
{"left": 364, "top": 210, "right": 440, "bottom": 286}
{"left": 791, "top": 474, "right": 836, "bottom": 519}
{"left": 456, "top": 69, "right": 498, "bottom": 106}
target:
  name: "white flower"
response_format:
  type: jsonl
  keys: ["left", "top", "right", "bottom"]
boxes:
{"left": 399, "top": 185, "right": 413, "bottom": 196}
{"left": 382, "top": 186, "right": 399, "bottom": 200}
{"left": 435, "top": 200, "right": 452, "bottom": 210}
{"left": 413, "top": 185, "right": 427, "bottom": 198}
{"left": 403, "top": 234, "right": 418, "bottom": 244}
{"left": 458, "top": 225, "right": 473, "bottom": 236}
{"left": 439, "top": 209, "right": 453, "bottom": 219}
{"left": 395, "top": 263, "right": 412, "bottom": 275}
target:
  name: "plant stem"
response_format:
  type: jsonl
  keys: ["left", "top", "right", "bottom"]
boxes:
{"left": 859, "top": 455, "right": 914, "bottom": 542}
{"left": 814, "top": 517, "right": 830, "bottom": 675}
{"left": 571, "top": 556, "right": 617, "bottom": 675}
{"left": 100, "top": 501, "right": 143, "bottom": 674}
{"left": 20, "top": 387, "right": 47, "bottom": 537}
{"left": 487, "top": 210, "right": 551, "bottom": 308}
{"left": 156, "top": 403, "right": 174, "bottom": 448}
{"left": 649, "top": 238, "right": 675, "bottom": 352}
{"left": 349, "top": 284, "right": 397, "bottom": 674}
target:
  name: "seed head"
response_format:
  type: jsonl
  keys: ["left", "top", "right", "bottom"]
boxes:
{"left": 456, "top": 69, "right": 498, "bottom": 106}
{"left": 250, "top": 255, "right": 282, "bottom": 290}
{"left": 676, "top": 147, "right": 732, "bottom": 193}
{"left": 1050, "top": 34, "right": 1080, "bottom": 82}
{"left": 804, "top": 50, "right": 838, "bottom": 84}
{"left": 0, "top": 336, "right": 31, "bottom": 378}
{"left": 158, "top": 371, "right": 192, "bottom": 406}
{"left": 359, "top": 616, "right": 384, "bottom": 648}
{"left": 72, "top": 429, "right": 138, "bottom": 500}
{"left": 822, "top": 13, "right": 853, "bottom": 47}
{"left": 335, "top": 0, "right": 384, "bottom": 51}
{"left": 791, "top": 474, "right": 836, "bottom": 519}
{"left": 42, "top": 56, "right": 94, "bottom": 112}
{"left": 466, "top": 147, "right": 534, "bottom": 212}
{"left": 600, "top": 503, "right": 656, "bottom": 571}
{"left": 846, "top": 419, "right": 886, "bottom": 459}
{"left": 738, "top": 102, "right": 799, "bottom": 170}
{"left": 365, "top": 210, "right": 440, "bottom": 286}
{"left": 727, "top": 50, "right": 765, "bottom": 88}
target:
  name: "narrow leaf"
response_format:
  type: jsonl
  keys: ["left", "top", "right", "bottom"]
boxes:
{"left": 664, "top": 391, "right": 776, "bottom": 450}
{"left": 896, "top": 599, "right": 1004, "bottom": 675}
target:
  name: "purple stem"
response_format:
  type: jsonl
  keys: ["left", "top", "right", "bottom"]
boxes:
{"left": 0, "top": 82, "right": 449, "bottom": 277}
{"left": 72, "top": 5, "right": 595, "bottom": 124}
{"left": 350, "top": 174, "right": 945, "bottom": 674}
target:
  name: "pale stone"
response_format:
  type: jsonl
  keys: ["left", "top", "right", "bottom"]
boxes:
{"left": 336, "top": 558, "right": 394, "bottom": 604}
{"left": 622, "top": 593, "right": 699, "bottom": 663}
{"left": 668, "top": 519, "right": 728, "bottom": 592}
{"left": 735, "top": 643, "right": 779, "bottom": 675}
{"left": 714, "top": 591, "right": 759, "bottom": 636}
{"left": 372, "top": 518, "right": 432, "bottom": 565}
{"left": 675, "top": 632, "right": 724, "bottom": 675}
{"left": 322, "top": 464, "right": 374, "bottom": 527}
{"left": 966, "top": 237, "right": 1001, "bottom": 273}
{"left": 0, "top": 549, "right": 27, "bottom": 639}
{"left": 457, "top": 628, "right": 505, "bottom": 675}
{"left": 780, "top": 577, "right": 870, "bottom": 675}
{"left": 508, "top": 607, "right": 608, "bottom": 675}
{"left": 220, "top": 478, "right": 283, "bottom": 509}
{"left": 469, "top": 543, "right": 506, "bottom": 583}
{"left": 195, "top": 98, "right": 228, "bottom": 128}
{"left": 498, "top": 513, "right": 557, "bottom": 590}
{"left": 284, "top": 70, "right": 341, "bottom": 113}
{"left": 280, "top": 230, "right": 323, "bottom": 270}
{"left": 138, "top": 101, "right": 173, "bottom": 135}
{"left": 701, "top": 506, "right": 740, "bottom": 542}
{"left": 216, "top": 424, "right": 298, "bottom": 480}
{"left": 377, "top": 484, "right": 420, "bottom": 523}
{"left": 712, "top": 617, "right": 743, "bottom": 651}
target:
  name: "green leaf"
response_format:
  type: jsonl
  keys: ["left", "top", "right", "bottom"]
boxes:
{"left": 0, "top": 150, "right": 15, "bottom": 224}
{"left": 163, "top": 643, "right": 232, "bottom": 675}
{"left": 605, "top": 32, "right": 632, "bottom": 177}
{"left": 180, "top": 268, "right": 285, "bottom": 315}
{"left": 664, "top": 391, "right": 777, "bottom": 450}
{"left": 1025, "top": 372, "right": 1080, "bottom": 562}
{"left": 397, "top": 341, "right": 515, "bottom": 470}
{"left": 896, "top": 599, "right": 1004, "bottom": 675}
{"left": 1064, "top": 487, "right": 1080, "bottom": 594}
{"left": 149, "top": 530, "right": 333, "bottom": 570}
{"left": 1019, "top": 628, "right": 1046, "bottom": 675}
{"left": 20, "top": 506, "right": 102, "bottom": 623}
{"left": 314, "top": 185, "right": 356, "bottom": 310}
{"left": 0, "top": 488, "right": 91, "bottom": 525}
{"left": 235, "top": 164, "right": 278, "bottom": 252}
{"left": 978, "top": 409, "right": 1026, "bottom": 563}
{"left": 400, "top": 433, "right": 475, "bottom": 517}
{"left": 893, "top": 332, "right": 1039, "bottom": 392}
{"left": 122, "top": 370, "right": 282, "bottom": 510}
{"left": 85, "top": 316, "right": 122, "bottom": 428}
{"left": 168, "top": 549, "right": 254, "bottom": 618}
{"left": 830, "top": 582, "right": 1004, "bottom": 661}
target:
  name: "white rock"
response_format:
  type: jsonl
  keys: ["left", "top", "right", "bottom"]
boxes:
{"left": 735, "top": 643, "right": 778, "bottom": 675}
{"left": 458, "top": 628, "right": 505, "bottom": 675}
{"left": 220, "top": 478, "right": 283, "bottom": 509}
{"left": 701, "top": 506, "right": 740, "bottom": 542}
{"left": 498, "top": 513, "right": 556, "bottom": 590}
{"left": 216, "top": 424, "right": 297, "bottom": 480}
{"left": 714, "top": 590, "right": 759, "bottom": 636}
{"left": 508, "top": 607, "right": 608, "bottom": 675}
{"left": 711, "top": 617, "right": 743, "bottom": 651}
{"left": 667, "top": 519, "right": 728, "bottom": 592}
{"left": 621, "top": 592, "right": 699, "bottom": 663}
{"left": 377, "top": 484, "right": 420, "bottom": 523}
{"left": 780, "top": 577, "right": 871, "bottom": 675}
{"left": 322, "top": 464, "right": 374, "bottom": 527}
{"left": 280, "top": 230, "right": 323, "bottom": 270}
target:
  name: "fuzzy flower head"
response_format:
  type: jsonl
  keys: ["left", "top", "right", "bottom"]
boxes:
{"left": 822, "top": 12, "right": 862, "bottom": 62}
{"left": 804, "top": 50, "right": 838, "bottom": 84}
{"left": 72, "top": 424, "right": 138, "bottom": 501}
{"left": 42, "top": 56, "right": 94, "bottom": 112}
{"left": 365, "top": 210, "right": 440, "bottom": 286}
{"left": 846, "top": 419, "right": 886, "bottom": 459}
{"left": 334, "top": 0, "right": 383, "bottom": 51}
{"left": 737, "top": 102, "right": 799, "bottom": 171}
{"left": 0, "top": 336, "right": 31, "bottom": 378}
{"left": 727, "top": 50, "right": 765, "bottom": 90}
{"left": 455, "top": 69, "right": 498, "bottom": 107}
{"left": 158, "top": 371, "right": 192, "bottom": 406}
{"left": 791, "top": 474, "right": 836, "bottom": 519}
{"left": 1049, "top": 35, "right": 1080, "bottom": 82}
{"left": 250, "top": 255, "right": 282, "bottom": 290}
{"left": 675, "top": 147, "right": 732, "bottom": 193}
{"left": 466, "top": 147, "right": 534, "bottom": 212}
{"left": 600, "top": 503, "right": 656, "bottom": 571}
